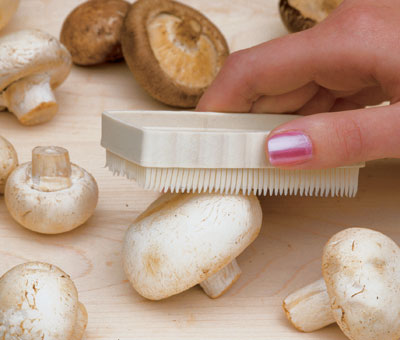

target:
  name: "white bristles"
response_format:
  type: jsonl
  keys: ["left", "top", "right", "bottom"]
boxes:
{"left": 106, "top": 151, "right": 360, "bottom": 197}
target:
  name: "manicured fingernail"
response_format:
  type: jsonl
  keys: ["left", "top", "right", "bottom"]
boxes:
{"left": 268, "top": 131, "right": 313, "bottom": 165}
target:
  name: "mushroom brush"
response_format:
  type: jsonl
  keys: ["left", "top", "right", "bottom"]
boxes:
{"left": 0, "top": 262, "right": 87, "bottom": 340}
{"left": 283, "top": 228, "right": 400, "bottom": 340}
{"left": 123, "top": 192, "right": 262, "bottom": 300}
{"left": 279, "top": 0, "right": 343, "bottom": 32}
{"left": 102, "top": 110, "right": 364, "bottom": 197}
{"left": 0, "top": 29, "right": 71, "bottom": 125}
{"left": 5, "top": 146, "right": 98, "bottom": 234}
{"left": 0, "top": 136, "right": 18, "bottom": 194}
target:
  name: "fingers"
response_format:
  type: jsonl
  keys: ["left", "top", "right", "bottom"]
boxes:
{"left": 197, "top": 30, "right": 318, "bottom": 112}
{"left": 251, "top": 82, "right": 319, "bottom": 113}
{"left": 266, "top": 103, "right": 400, "bottom": 169}
{"left": 296, "top": 87, "right": 336, "bottom": 115}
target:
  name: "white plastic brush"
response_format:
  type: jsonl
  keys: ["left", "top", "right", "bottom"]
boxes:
{"left": 101, "top": 111, "right": 364, "bottom": 197}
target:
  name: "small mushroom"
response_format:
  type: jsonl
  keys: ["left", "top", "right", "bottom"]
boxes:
{"left": 279, "top": 0, "right": 343, "bottom": 32}
{"left": 121, "top": 0, "right": 229, "bottom": 108}
{"left": 60, "top": 0, "right": 130, "bottom": 66}
{"left": 0, "top": 261, "right": 87, "bottom": 340}
{"left": 5, "top": 146, "right": 98, "bottom": 234}
{"left": 0, "top": 136, "right": 18, "bottom": 194}
{"left": 283, "top": 228, "right": 400, "bottom": 340}
{"left": 0, "top": 0, "right": 20, "bottom": 31}
{"left": 0, "top": 29, "right": 72, "bottom": 125}
{"left": 123, "top": 192, "right": 262, "bottom": 300}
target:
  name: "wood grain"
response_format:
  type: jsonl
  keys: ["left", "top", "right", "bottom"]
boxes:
{"left": 0, "top": 1, "right": 399, "bottom": 339}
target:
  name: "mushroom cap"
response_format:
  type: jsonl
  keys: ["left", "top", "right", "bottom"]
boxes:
{"left": 123, "top": 193, "right": 262, "bottom": 300}
{"left": 0, "top": 29, "right": 72, "bottom": 92}
{"left": 0, "top": 262, "right": 87, "bottom": 340}
{"left": 322, "top": 228, "right": 400, "bottom": 340}
{"left": 279, "top": 0, "right": 343, "bottom": 32}
{"left": 60, "top": 0, "right": 130, "bottom": 66}
{"left": 4, "top": 162, "right": 98, "bottom": 234}
{"left": 0, "top": 0, "right": 20, "bottom": 31}
{"left": 121, "top": 0, "right": 229, "bottom": 108}
{"left": 0, "top": 136, "right": 18, "bottom": 194}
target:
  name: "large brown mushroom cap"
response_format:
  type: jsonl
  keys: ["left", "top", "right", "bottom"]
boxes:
{"left": 279, "top": 0, "right": 343, "bottom": 32}
{"left": 60, "top": 0, "right": 130, "bottom": 66}
{"left": 121, "top": 0, "right": 229, "bottom": 108}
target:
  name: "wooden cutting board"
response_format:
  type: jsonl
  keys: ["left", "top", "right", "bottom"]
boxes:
{"left": 1, "top": 1, "right": 399, "bottom": 339}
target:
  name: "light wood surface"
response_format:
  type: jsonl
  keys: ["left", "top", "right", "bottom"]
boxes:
{"left": 1, "top": 1, "right": 399, "bottom": 339}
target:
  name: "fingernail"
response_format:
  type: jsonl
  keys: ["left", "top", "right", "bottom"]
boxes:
{"left": 268, "top": 131, "right": 313, "bottom": 165}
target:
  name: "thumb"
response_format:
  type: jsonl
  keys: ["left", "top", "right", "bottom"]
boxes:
{"left": 266, "top": 104, "right": 400, "bottom": 169}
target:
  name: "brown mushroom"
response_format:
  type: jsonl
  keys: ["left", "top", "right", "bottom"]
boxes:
{"left": 60, "top": 0, "right": 130, "bottom": 66}
{"left": 121, "top": 0, "right": 229, "bottom": 108}
{"left": 279, "top": 0, "right": 343, "bottom": 32}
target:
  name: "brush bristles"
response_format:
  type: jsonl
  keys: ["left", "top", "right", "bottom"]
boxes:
{"left": 106, "top": 151, "right": 360, "bottom": 197}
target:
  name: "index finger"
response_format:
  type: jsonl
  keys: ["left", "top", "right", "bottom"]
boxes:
{"left": 196, "top": 30, "right": 317, "bottom": 112}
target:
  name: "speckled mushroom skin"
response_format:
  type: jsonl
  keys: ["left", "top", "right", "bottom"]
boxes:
{"left": 123, "top": 193, "right": 262, "bottom": 300}
{"left": 0, "top": 29, "right": 72, "bottom": 125}
{"left": 322, "top": 228, "right": 400, "bottom": 340}
{"left": 60, "top": 0, "right": 130, "bottom": 65}
{"left": 0, "top": 262, "right": 87, "bottom": 340}
{"left": 4, "top": 162, "right": 98, "bottom": 234}
{"left": 121, "top": 0, "right": 229, "bottom": 108}
{"left": 0, "top": 30, "right": 71, "bottom": 92}
{"left": 0, "top": 136, "right": 18, "bottom": 194}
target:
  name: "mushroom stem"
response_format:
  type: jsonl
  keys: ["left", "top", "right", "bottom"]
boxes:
{"left": 200, "top": 259, "right": 241, "bottom": 298}
{"left": 32, "top": 146, "right": 72, "bottom": 191}
{"left": 283, "top": 278, "right": 335, "bottom": 332}
{"left": 2, "top": 74, "right": 58, "bottom": 125}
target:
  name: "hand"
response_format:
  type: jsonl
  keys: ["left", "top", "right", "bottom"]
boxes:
{"left": 197, "top": 0, "right": 400, "bottom": 169}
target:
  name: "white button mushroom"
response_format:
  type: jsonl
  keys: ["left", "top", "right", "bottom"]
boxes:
{"left": 283, "top": 228, "right": 400, "bottom": 340}
{"left": 0, "top": 0, "right": 20, "bottom": 31}
{"left": 0, "top": 262, "right": 87, "bottom": 340}
{"left": 0, "top": 136, "right": 18, "bottom": 194}
{"left": 0, "top": 30, "right": 72, "bottom": 125}
{"left": 123, "top": 192, "right": 263, "bottom": 300}
{"left": 5, "top": 146, "right": 98, "bottom": 234}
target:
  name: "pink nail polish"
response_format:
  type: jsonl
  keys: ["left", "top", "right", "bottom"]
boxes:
{"left": 268, "top": 131, "right": 313, "bottom": 165}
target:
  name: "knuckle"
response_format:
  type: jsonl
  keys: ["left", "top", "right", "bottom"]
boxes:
{"left": 331, "top": 5, "right": 382, "bottom": 36}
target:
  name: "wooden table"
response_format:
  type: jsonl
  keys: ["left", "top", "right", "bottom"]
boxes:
{"left": 1, "top": 1, "right": 399, "bottom": 339}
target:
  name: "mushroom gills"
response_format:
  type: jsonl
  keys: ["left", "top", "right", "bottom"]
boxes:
{"left": 200, "top": 259, "right": 242, "bottom": 299}
{"left": 283, "top": 278, "right": 335, "bottom": 332}
{"left": 288, "top": 0, "right": 343, "bottom": 22}
{"left": 148, "top": 13, "right": 218, "bottom": 88}
{"left": 0, "top": 74, "right": 57, "bottom": 125}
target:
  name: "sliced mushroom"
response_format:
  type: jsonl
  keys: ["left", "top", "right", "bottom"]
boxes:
{"left": 5, "top": 146, "right": 98, "bottom": 234}
{"left": 0, "top": 30, "right": 72, "bottom": 125}
{"left": 123, "top": 192, "right": 262, "bottom": 300}
{"left": 283, "top": 228, "right": 400, "bottom": 340}
{"left": 0, "top": 0, "right": 20, "bottom": 31}
{"left": 0, "top": 136, "right": 18, "bottom": 194}
{"left": 121, "top": 0, "right": 229, "bottom": 108}
{"left": 60, "top": 0, "right": 130, "bottom": 65}
{"left": 0, "top": 262, "right": 87, "bottom": 340}
{"left": 279, "top": 0, "right": 343, "bottom": 32}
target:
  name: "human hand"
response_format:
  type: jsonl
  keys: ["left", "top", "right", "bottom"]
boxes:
{"left": 197, "top": 0, "right": 400, "bottom": 169}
